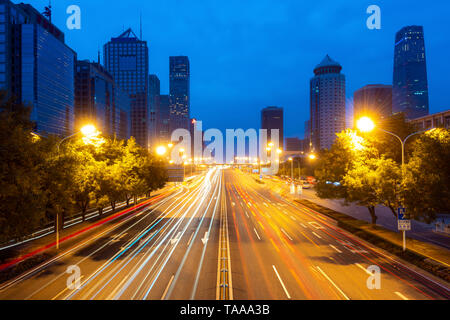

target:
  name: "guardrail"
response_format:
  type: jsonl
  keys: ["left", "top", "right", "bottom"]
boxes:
{"left": 0, "top": 198, "right": 145, "bottom": 251}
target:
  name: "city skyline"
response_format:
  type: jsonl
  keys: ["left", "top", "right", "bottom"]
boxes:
{"left": 0, "top": 1, "right": 449, "bottom": 305}
{"left": 24, "top": 0, "right": 450, "bottom": 139}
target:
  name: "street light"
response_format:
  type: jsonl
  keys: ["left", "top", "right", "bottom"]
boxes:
{"left": 309, "top": 154, "right": 316, "bottom": 160}
{"left": 356, "top": 116, "right": 432, "bottom": 252}
{"left": 288, "top": 157, "right": 294, "bottom": 181}
{"left": 356, "top": 117, "right": 376, "bottom": 133}
{"left": 156, "top": 146, "right": 167, "bottom": 156}
{"left": 55, "top": 124, "right": 98, "bottom": 250}
{"left": 57, "top": 124, "right": 99, "bottom": 153}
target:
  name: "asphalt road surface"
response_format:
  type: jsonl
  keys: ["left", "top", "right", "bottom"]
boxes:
{"left": 0, "top": 168, "right": 448, "bottom": 300}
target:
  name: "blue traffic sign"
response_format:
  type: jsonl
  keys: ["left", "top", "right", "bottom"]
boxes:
{"left": 398, "top": 207, "right": 407, "bottom": 220}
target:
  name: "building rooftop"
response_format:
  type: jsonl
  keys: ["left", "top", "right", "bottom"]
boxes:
{"left": 315, "top": 55, "right": 341, "bottom": 69}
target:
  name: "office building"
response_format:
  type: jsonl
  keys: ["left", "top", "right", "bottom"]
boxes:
{"left": 353, "top": 84, "right": 392, "bottom": 126}
{"left": 104, "top": 28, "right": 149, "bottom": 147}
{"left": 409, "top": 109, "right": 450, "bottom": 131}
{"left": 148, "top": 74, "right": 160, "bottom": 147}
{"left": 0, "top": 1, "right": 75, "bottom": 136}
{"left": 285, "top": 137, "right": 302, "bottom": 152}
{"left": 261, "top": 106, "right": 284, "bottom": 149}
{"left": 169, "top": 56, "right": 190, "bottom": 133}
{"left": 158, "top": 94, "right": 170, "bottom": 143}
{"left": 310, "top": 55, "right": 346, "bottom": 150}
{"left": 75, "top": 60, "right": 130, "bottom": 140}
{"left": 393, "top": 26, "right": 429, "bottom": 119}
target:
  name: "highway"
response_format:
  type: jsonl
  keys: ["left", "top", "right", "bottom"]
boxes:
{"left": 0, "top": 168, "right": 448, "bottom": 300}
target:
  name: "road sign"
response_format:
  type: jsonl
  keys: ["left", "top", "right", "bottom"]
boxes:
{"left": 398, "top": 207, "right": 407, "bottom": 220}
{"left": 297, "top": 185, "right": 303, "bottom": 195}
{"left": 398, "top": 220, "right": 411, "bottom": 231}
{"left": 168, "top": 166, "right": 184, "bottom": 183}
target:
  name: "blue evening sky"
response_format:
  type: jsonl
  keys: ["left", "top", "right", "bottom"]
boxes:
{"left": 26, "top": 0, "right": 450, "bottom": 138}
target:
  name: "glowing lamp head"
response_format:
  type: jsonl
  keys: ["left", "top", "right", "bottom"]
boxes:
{"left": 357, "top": 117, "right": 375, "bottom": 133}
{"left": 81, "top": 124, "right": 97, "bottom": 137}
{"left": 276, "top": 148, "right": 282, "bottom": 154}
{"left": 309, "top": 154, "right": 317, "bottom": 160}
{"left": 288, "top": 157, "right": 293, "bottom": 161}
{"left": 156, "top": 146, "right": 167, "bottom": 156}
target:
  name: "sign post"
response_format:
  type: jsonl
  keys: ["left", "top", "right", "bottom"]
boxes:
{"left": 397, "top": 207, "right": 410, "bottom": 252}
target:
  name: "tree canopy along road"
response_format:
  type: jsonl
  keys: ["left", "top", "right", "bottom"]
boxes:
{"left": 0, "top": 168, "right": 448, "bottom": 300}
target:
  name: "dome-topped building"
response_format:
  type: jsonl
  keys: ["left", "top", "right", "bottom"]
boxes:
{"left": 313, "top": 55, "right": 343, "bottom": 75}
{"left": 309, "top": 55, "right": 346, "bottom": 151}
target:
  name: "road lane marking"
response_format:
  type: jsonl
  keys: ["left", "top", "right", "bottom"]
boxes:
{"left": 309, "top": 222, "right": 324, "bottom": 229}
{"left": 270, "top": 238, "right": 280, "bottom": 252}
{"left": 253, "top": 228, "right": 261, "bottom": 240}
{"left": 272, "top": 265, "right": 291, "bottom": 299}
{"left": 300, "top": 231, "right": 319, "bottom": 247}
{"left": 170, "top": 232, "right": 182, "bottom": 245}
{"left": 161, "top": 275, "right": 175, "bottom": 300}
{"left": 263, "top": 203, "right": 269, "bottom": 207}
{"left": 329, "top": 245, "right": 342, "bottom": 253}
{"left": 316, "top": 266, "right": 350, "bottom": 300}
{"left": 395, "top": 292, "right": 409, "bottom": 300}
{"left": 355, "top": 263, "right": 373, "bottom": 276}
{"left": 281, "top": 228, "right": 293, "bottom": 241}
{"left": 187, "top": 232, "right": 195, "bottom": 246}
{"left": 245, "top": 211, "right": 250, "bottom": 218}
{"left": 290, "top": 216, "right": 296, "bottom": 221}
{"left": 258, "top": 221, "right": 265, "bottom": 231}
{"left": 300, "top": 223, "right": 308, "bottom": 228}
{"left": 312, "top": 232, "right": 322, "bottom": 239}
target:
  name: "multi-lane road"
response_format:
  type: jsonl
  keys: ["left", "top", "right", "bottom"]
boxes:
{"left": 0, "top": 168, "right": 448, "bottom": 300}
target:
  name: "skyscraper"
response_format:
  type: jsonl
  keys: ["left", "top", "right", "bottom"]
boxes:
{"left": 169, "top": 56, "right": 190, "bottom": 133}
{"left": 285, "top": 137, "right": 302, "bottom": 152}
{"left": 148, "top": 74, "right": 160, "bottom": 146}
{"left": 104, "top": 28, "right": 149, "bottom": 147}
{"left": 75, "top": 60, "right": 130, "bottom": 140}
{"left": 353, "top": 84, "right": 392, "bottom": 127}
{"left": 158, "top": 94, "right": 170, "bottom": 143}
{"left": 393, "top": 26, "right": 429, "bottom": 119}
{"left": 261, "top": 106, "right": 284, "bottom": 149}
{"left": 310, "top": 55, "right": 346, "bottom": 150}
{"left": 0, "top": 1, "right": 75, "bottom": 136}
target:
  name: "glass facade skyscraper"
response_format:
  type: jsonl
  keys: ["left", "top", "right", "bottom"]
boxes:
{"left": 75, "top": 60, "right": 130, "bottom": 140}
{"left": 104, "top": 29, "right": 149, "bottom": 147}
{"left": 148, "top": 74, "right": 160, "bottom": 146}
{"left": 393, "top": 25, "right": 429, "bottom": 120}
{"left": 310, "top": 55, "right": 346, "bottom": 151}
{"left": 0, "top": 1, "right": 75, "bottom": 136}
{"left": 261, "top": 106, "right": 284, "bottom": 149}
{"left": 169, "top": 56, "right": 190, "bottom": 133}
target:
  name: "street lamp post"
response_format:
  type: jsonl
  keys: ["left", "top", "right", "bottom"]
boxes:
{"left": 357, "top": 117, "right": 430, "bottom": 252}
{"left": 55, "top": 124, "right": 98, "bottom": 250}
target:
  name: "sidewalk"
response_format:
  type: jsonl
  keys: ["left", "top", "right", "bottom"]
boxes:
{"left": 255, "top": 175, "right": 450, "bottom": 268}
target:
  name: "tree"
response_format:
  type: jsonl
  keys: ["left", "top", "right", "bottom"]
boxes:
{"left": 403, "top": 128, "right": 450, "bottom": 223}
{"left": 342, "top": 158, "right": 379, "bottom": 225}
{"left": 373, "top": 158, "right": 402, "bottom": 219}
{"left": 0, "top": 92, "right": 47, "bottom": 241}
{"left": 315, "top": 130, "right": 382, "bottom": 224}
